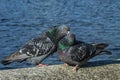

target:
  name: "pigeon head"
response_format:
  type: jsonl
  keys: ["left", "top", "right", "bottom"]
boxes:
{"left": 58, "top": 31, "right": 75, "bottom": 50}
{"left": 47, "top": 25, "right": 70, "bottom": 45}
{"left": 55, "top": 25, "right": 70, "bottom": 40}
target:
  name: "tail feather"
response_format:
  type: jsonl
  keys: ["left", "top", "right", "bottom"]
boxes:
{"left": 99, "top": 50, "right": 112, "bottom": 55}
{"left": 0, "top": 60, "right": 13, "bottom": 65}
{"left": 92, "top": 43, "right": 112, "bottom": 56}
{"left": 93, "top": 43, "right": 109, "bottom": 50}
{"left": 1, "top": 52, "right": 29, "bottom": 65}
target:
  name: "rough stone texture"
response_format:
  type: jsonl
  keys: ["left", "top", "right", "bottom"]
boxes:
{"left": 0, "top": 63, "right": 120, "bottom": 80}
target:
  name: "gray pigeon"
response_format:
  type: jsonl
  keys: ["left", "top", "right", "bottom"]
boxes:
{"left": 1, "top": 25, "right": 70, "bottom": 65}
{"left": 57, "top": 31, "right": 112, "bottom": 70}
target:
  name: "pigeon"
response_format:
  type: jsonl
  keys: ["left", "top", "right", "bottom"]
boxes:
{"left": 1, "top": 25, "right": 70, "bottom": 66}
{"left": 57, "top": 31, "right": 112, "bottom": 71}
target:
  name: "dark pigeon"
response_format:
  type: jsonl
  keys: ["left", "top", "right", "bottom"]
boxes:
{"left": 1, "top": 25, "right": 70, "bottom": 65}
{"left": 57, "top": 31, "right": 112, "bottom": 70}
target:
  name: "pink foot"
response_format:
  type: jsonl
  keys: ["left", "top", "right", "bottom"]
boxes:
{"left": 64, "top": 63, "right": 69, "bottom": 66}
{"left": 38, "top": 64, "right": 47, "bottom": 67}
{"left": 72, "top": 67, "right": 77, "bottom": 71}
{"left": 72, "top": 65, "right": 79, "bottom": 71}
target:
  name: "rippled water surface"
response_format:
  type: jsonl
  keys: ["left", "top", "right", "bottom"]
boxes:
{"left": 0, "top": 0, "right": 120, "bottom": 69}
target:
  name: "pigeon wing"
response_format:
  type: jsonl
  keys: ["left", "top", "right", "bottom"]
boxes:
{"left": 70, "top": 43, "right": 96, "bottom": 62}
{"left": 1, "top": 34, "right": 55, "bottom": 65}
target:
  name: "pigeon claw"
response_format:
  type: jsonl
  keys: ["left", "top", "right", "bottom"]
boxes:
{"left": 72, "top": 65, "right": 79, "bottom": 71}
{"left": 64, "top": 63, "right": 69, "bottom": 66}
{"left": 38, "top": 64, "right": 47, "bottom": 67}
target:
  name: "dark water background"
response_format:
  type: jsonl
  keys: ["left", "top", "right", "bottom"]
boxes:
{"left": 0, "top": 0, "right": 120, "bottom": 69}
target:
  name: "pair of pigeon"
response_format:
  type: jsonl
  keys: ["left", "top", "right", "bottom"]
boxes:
{"left": 1, "top": 25, "right": 111, "bottom": 70}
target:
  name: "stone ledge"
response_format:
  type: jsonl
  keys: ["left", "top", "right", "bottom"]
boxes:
{"left": 0, "top": 63, "right": 120, "bottom": 80}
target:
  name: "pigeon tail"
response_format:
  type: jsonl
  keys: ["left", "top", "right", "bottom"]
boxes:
{"left": 1, "top": 52, "right": 29, "bottom": 65}
{"left": 93, "top": 43, "right": 112, "bottom": 56}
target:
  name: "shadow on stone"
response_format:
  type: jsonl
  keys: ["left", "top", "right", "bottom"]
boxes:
{"left": 1, "top": 59, "right": 120, "bottom": 70}
{"left": 82, "top": 59, "right": 120, "bottom": 68}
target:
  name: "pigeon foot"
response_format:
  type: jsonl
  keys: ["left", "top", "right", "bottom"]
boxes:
{"left": 72, "top": 65, "right": 79, "bottom": 71}
{"left": 38, "top": 64, "right": 47, "bottom": 67}
{"left": 64, "top": 63, "right": 69, "bottom": 66}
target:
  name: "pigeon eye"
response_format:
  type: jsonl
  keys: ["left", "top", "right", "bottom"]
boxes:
{"left": 27, "top": 52, "right": 30, "bottom": 55}
{"left": 19, "top": 49, "right": 23, "bottom": 53}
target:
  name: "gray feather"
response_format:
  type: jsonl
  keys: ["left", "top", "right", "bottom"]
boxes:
{"left": 1, "top": 25, "right": 69, "bottom": 65}
{"left": 57, "top": 32, "right": 111, "bottom": 66}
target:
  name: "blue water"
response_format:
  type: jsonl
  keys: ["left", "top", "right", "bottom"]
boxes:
{"left": 0, "top": 0, "right": 120, "bottom": 69}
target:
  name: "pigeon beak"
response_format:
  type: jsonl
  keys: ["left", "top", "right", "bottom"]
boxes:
{"left": 64, "top": 27, "right": 70, "bottom": 34}
{"left": 67, "top": 31, "right": 71, "bottom": 37}
{"left": 67, "top": 31, "right": 70, "bottom": 36}
{"left": 67, "top": 31, "right": 70, "bottom": 34}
